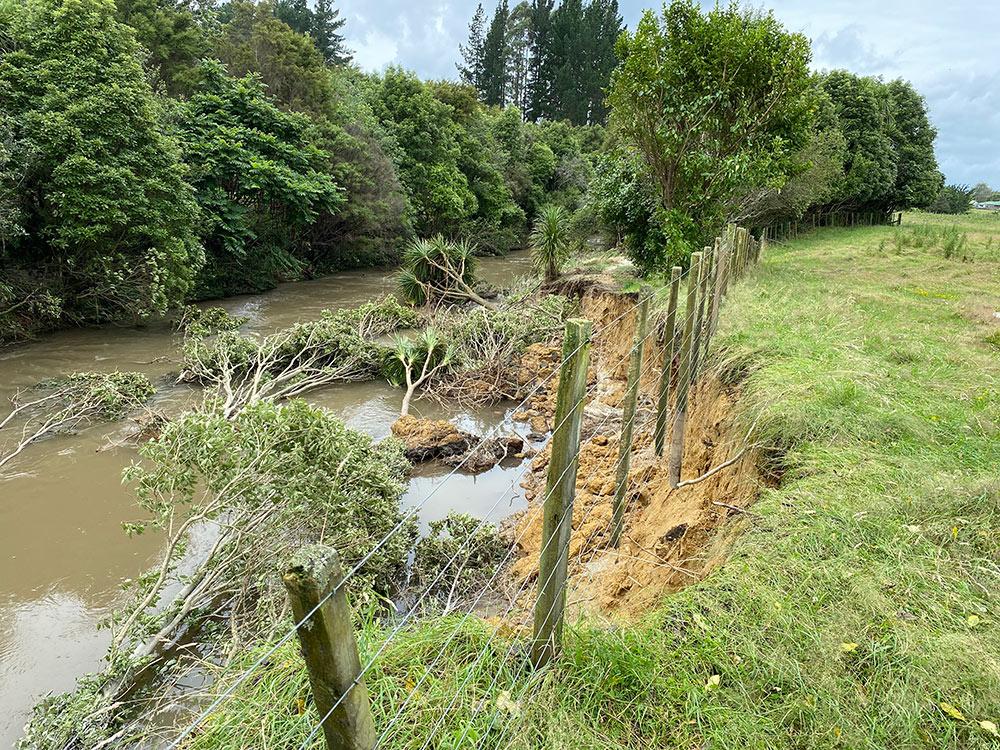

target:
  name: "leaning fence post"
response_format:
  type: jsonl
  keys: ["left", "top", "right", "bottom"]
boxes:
{"left": 690, "top": 245, "right": 711, "bottom": 377}
{"left": 668, "top": 252, "right": 701, "bottom": 487}
{"left": 283, "top": 545, "right": 376, "bottom": 750}
{"left": 706, "top": 237, "right": 722, "bottom": 340}
{"left": 653, "top": 267, "right": 682, "bottom": 456}
{"left": 532, "top": 318, "right": 592, "bottom": 668}
{"left": 611, "top": 294, "right": 649, "bottom": 548}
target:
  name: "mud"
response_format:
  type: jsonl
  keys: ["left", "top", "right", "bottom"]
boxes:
{"left": 508, "top": 287, "right": 766, "bottom": 621}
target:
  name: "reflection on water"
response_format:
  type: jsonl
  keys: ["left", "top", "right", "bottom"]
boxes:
{"left": 0, "top": 251, "right": 532, "bottom": 745}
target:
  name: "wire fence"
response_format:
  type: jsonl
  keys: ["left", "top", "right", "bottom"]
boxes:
{"left": 156, "top": 222, "right": 765, "bottom": 750}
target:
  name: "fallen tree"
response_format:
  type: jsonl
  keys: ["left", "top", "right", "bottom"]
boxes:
{"left": 0, "top": 371, "right": 153, "bottom": 474}
{"left": 398, "top": 236, "right": 494, "bottom": 308}
{"left": 20, "top": 398, "right": 415, "bottom": 749}
{"left": 180, "top": 296, "right": 418, "bottom": 417}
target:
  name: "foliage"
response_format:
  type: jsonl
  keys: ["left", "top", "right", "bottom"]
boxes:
{"left": 272, "top": 0, "right": 351, "bottom": 64}
{"left": 384, "top": 328, "right": 457, "bottom": 415}
{"left": 175, "top": 305, "right": 248, "bottom": 337}
{"left": 20, "top": 397, "right": 415, "bottom": 748}
{"left": 412, "top": 512, "right": 510, "bottom": 603}
{"left": 928, "top": 184, "right": 974, "bottom": 214}
{"left": 114, "top": 0, "right": 210, "bottom": 95}
{"left": 367, "top": 68, "right": 479, "bottom": 238}
{"left": 214, "top": 2, "right": 410, "bottom": 270}
{"left": 529, "top": 204, "right": 574, "bottom": 282}
{"left": 175, "top": 215, "right": 1000, "bottom": 750}
{"left": 398, "top": 236, "right": 489, "bottom": 307}
{"left": 0, "top": 0, "right": 203, "bottom": 325}
{"left": 431, "top": 291, "right": 573, "bottom": 404}
{"left": 182, "top": 296, "right": 417, "bottom": 414}
{"left": 605, "top": 0, "right": 815, "bottom": 270}
{"left": 460, "top": 0, "right": 623, "bottom": 125}
{"left": 176, "top": 60, "right": 344, "bottom": 298}
{"left": 1, "top": 370, "right": 154, "bottom": 473}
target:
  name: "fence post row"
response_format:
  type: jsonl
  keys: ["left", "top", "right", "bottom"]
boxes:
{"left": 531, "top": 318, "right": 593, "bottom": 668}
{"left": 653, "top": 268, "right": 682, "bottom": 457}
{"left": 283, "top": 545, "right": 376, "bottom": 750}
{"left": 611, "top": 293, "right": 649, "bottom": 548}
{"left": 667, "top": 251, "right": 702, "bottom": 488}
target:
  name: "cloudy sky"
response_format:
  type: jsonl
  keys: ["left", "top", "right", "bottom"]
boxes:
{"left": 334, "top": 0, "right": 999, "bottom": 187}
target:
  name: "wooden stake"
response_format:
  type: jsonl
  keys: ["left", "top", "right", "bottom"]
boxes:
{"left": 668, "top": 252, "right": 701, "bottom": 488}
{"left": 531, "top": 318, "right": 592, "bottom": 668}
{"left": 283, "top": 546, "right": 376, "bottom": 750}
{"left": 690, "top": 245, "right": 711, "bottom": 377}
{"left": 611, "top": 294, "right": 649, "bottom": 547}
{"left": 653, "top": 267, "right": 682, "bottom": 457}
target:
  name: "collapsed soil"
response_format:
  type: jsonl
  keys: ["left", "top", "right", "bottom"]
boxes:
{"left": 507, "top": 287, "right": 766, "bottom": 621}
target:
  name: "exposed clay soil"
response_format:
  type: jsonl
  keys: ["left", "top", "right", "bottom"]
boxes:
{"left": 506, "top": 285, "right": 767, "bottom": 621}
{"left": 391, "top": 415, "right": 529, "bottom": 472}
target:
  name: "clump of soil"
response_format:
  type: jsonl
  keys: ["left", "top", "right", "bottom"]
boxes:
{"left": 390, "top": 415, "right": 530, "bottom": 473}
{"left": 507, "top": 286, "right": 766, "bottom": 621}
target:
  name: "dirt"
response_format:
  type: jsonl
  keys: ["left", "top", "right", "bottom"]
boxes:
{"left": 390, "top": 415, "right": 529, "bottom": 473}
{"left": 506, "top": 285, "right": 765, "bottom": 622}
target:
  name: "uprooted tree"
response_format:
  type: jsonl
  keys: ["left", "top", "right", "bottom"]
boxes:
{"left": 0, "top": 371, "right": 154, "bottom": 474}
{"left": 398, "top": 235, "right": 493, "bottom": 308}
{"left": 384, "top": 328, "right": 456, "bottom": 416}
{"left": 180, "top": 296, "right": 418, "bottom": 417}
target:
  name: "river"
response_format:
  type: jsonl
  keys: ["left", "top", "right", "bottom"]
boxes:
{"left": 0, "top": 252, "right": 534, "bottom": 747}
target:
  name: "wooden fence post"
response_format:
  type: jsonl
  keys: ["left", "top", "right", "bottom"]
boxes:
{"left": 611, "top": 295, "right": 649, "bottom": 547}
{"left": 532, "top": 318, "right": 592, "bottom": 668}
{"left": 668, "top": 252, "right": 701, "bottom": 487}
{"left": 690, "top": 245, "right": 711, "bottom": 378}
{"left": 283, "top": 545, "right": 376, "bottom": 750}
{"left": 706, "top": 237, "right": 722, "bottom": 339}
{"left": 653, "top": 267, "right": 682, "bottom": 457}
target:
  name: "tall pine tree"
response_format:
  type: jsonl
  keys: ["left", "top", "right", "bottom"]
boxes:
{"left": 526, "top": 0, "right": 554, "bottom": 121}
{"left": 458, "top": 3, "right": 487, "bottom": 89}
{"left": 312, "top": 0, "right": 351, "bottom": 64}
{"left": 480, "top": 0, "right": 510, "bottom": 106}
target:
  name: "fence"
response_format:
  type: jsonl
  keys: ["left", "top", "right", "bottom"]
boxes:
{"left": 764, "top": 209, "right": 902, "bottom": 242}
{"left": 163, "top": 222, "right": 768, "bottom": 750}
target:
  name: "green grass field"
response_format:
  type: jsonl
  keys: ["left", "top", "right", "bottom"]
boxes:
{"left": 188, "top": 214, "right": 1000, "bottom": 750}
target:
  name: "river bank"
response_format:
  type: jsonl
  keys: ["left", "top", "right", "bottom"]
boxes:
{"left": 0, "top": 252, "right": 533, "bottom": 746}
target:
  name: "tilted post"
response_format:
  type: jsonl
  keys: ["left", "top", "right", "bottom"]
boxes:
{"left": 690, "top": 245, "right": 711, "bottom": 378}
{"left": 706, "top": 237, "right": 722, "bottom": 340}
{"left": 611, "top": 294, "right": 649, "bottom": 547}
{"left": 653, "top": 267, "right": 682, "bottom": 457}
{"left": 532, "top": 318, "right": 592, "bottom": 668}
{"left": 283, "top": 545, "right": 376, "bottom": 750}
{"left": 668, "top": 252, "right": 702, "bottom": 488}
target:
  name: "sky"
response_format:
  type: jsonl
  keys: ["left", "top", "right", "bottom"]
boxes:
{"left": 334, "top": 0, "right": 1000, "bottom": 188}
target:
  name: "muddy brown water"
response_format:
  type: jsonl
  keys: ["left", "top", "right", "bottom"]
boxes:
{"left": 0, "top": 252, "right": 534, "bottom": 747}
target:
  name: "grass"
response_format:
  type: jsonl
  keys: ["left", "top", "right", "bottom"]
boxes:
{"left": 186, "top": 214, "right": 1000, "bottom": 750}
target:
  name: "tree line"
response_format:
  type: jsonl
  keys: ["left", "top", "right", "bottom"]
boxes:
{"left": 592, "top": 2, "right": 944, "bottom": 272}
{"left": 0, "top": 0, "right": 598, "bottom": 341}
{"left": 458, "top": 0, "right": 623, "bottom": 124}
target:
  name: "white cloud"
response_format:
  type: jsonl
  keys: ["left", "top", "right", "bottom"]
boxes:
{"left": 352, "top": 29, "right": 399, "bottom": 71}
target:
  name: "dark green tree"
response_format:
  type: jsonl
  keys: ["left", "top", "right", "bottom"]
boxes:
{"left": 505, "top": 1, "right": 532, "bottom": 112}
{"left": 215, "top": 2, "right": 408, "bottom": 269}
{"left": 312, "top": 0, "right": 351, "bottom": 65}
{"left": 0, "top": 0, "right": 202, "bottom": 323}
{"left": 458, "top": 3, "right": 486, "bottom": 89}
{"left": 886, "top": 78, "right": 941, "bottom": 209}
{"left": 606, "top": 0, "right": 814, "bottom": 271}
{"left": 272, "top": 0, "right": 310, "bottom": 34}
{"left": 480, "top": 0, "right": 510, "bottom": 106}
{"left": 176, "top": 60, "right": 344, "bottom": 297}
{"left": 367, "top": 68, "right": 476, "bottom": 236}
{"left": 525, "top": 0, "right": 554, "bottom": 121}
{"left": 927, "top": 184, "right": 973, "bottom": 214}
{"left": 114, "top": 0, "right": 210, "bottom": 95}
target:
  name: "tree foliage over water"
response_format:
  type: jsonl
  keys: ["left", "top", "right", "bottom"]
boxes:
{"left": 0, "top": 0, "right": 597, "bottom": 343}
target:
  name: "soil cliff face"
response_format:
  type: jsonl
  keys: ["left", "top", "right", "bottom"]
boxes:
{"left": 509, "top": 287, "right": 765, "bottom": 621}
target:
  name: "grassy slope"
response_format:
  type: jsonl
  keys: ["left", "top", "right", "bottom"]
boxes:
{"left": 190, "top": 214, "right": 1000, "bottom": 750}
